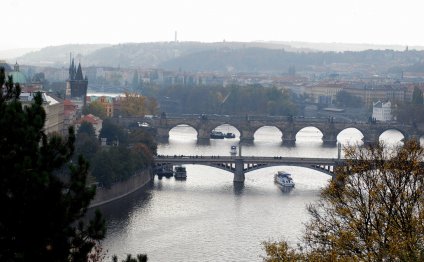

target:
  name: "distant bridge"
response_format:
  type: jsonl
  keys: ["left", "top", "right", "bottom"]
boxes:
{"left": 116, "top": 114, "right": 422, "bottom": 145}
{"left": 154, "top": 155, "right": 344, "bottom": 182}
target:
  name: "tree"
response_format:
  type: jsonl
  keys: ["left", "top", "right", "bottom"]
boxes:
{"left": 263, "top": 140, "right": 424, "bottom": 261}
{"left": 75, "top": 133, "right": 100, "bottom": 162}
{"left": 119, "top": 92, "right": 156, "bottom": 117}
{"left": 99, "top": 118, "right": 127, "bottom": 145}
{"left": 0, "top": 67, "right": 106, "bottom": 261}
{"left": 83, "top": 100, "right": 107, "bottom": 119}
{"left": 78, "top": 121, "right": 97, "bottom": 138}
{"left": 336, "top": 90, "right": 363, "bottom": 108}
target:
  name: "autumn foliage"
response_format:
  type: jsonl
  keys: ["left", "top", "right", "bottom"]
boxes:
{"left": 264, "top": 140, "right": 424, "bottom": 261}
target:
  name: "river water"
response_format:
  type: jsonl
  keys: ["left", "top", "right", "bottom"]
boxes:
{"left": 98, "top": 126, "right": 405, "bottom": 261}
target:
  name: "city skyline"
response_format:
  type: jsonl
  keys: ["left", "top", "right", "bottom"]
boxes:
{"left": 2, "top": 0, "right": 423, "bottom": 51}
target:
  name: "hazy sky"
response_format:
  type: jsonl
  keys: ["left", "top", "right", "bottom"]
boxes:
{"left": 2, "top": 0, "right": 423, "bottom": 50}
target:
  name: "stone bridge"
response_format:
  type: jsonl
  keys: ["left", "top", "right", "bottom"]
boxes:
{"left": 116, "top": 114, "right": 422, "bottom": 145}
{"left": 154, "top": 155, "right": 344, "bottom": 182}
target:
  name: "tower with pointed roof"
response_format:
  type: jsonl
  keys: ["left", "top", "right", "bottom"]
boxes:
{"left": 66, "top": 55, "right": 88, "bottom": 108}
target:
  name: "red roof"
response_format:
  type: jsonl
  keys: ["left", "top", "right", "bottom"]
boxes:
{"left": 78, "top": 114, "right": 101, "bottom": 125}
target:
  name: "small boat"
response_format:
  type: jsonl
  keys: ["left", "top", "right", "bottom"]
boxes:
{"left": 274, "top": 171, "right": 295, "bottom": 187}
{"left": 225, "top": 132, "right": 235, "bottom": 138}
{"left": 230, "top": 145, "right": 237, "bottom": 156}
{"left": 174, "top": 165, "right": 187, "bottom": 179}
{"left": 210, "top": 130, "right": 225, "bottom": 139}
{"left": 155, "top": 166, "right": 174, "bottom": 178}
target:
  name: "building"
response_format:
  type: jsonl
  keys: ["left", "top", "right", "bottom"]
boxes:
{"left": 19, "top": 92, "right": 64, "bottom": 134}
{"left": 76, "top": 114, "right": 103, "bottom": 137}
{"left": 66, "top": 57, "right": 88, "bottom": 108}
{"left": 63, "top": 99, "right": 78, "bottom": 133}
{"left": 86, "top": 95, "right": 114, "bottom": 117}
{"left": 372, "top": 100, "right": 392, "bottom": 122}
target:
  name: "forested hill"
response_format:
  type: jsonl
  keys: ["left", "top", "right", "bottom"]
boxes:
{"left": 14, "top": 42, "right": 424, "bottom": 73}
{"left": 159, "top": 48, "right": 424, "bottom": 73}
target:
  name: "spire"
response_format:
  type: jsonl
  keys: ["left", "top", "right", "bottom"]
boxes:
{"left": 76, "top": 62, "right": 83, "bottom": 80}
{"left": 69, "top": 58, "right": 75, "bottom": 80}
{"left": 14, "top": 61, "right": 19, "bottom": 72}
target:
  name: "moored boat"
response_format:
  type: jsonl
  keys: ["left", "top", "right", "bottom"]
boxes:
{"left": 155, "top": 166, "right": 174, "bottom": 176}
{"left": 225, "top": 132, "right": 235, "bottom": 138}
{"left": 174, "top": 165, "right": 187, "bottom": 179}
{"left": 210, "top": 130, "right": 225, "bottom": 139}
{"left": 274, "top": 171, "right": 295, "bottom": 187}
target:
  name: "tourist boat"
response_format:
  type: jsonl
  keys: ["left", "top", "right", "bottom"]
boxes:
{"left": 174, "top": 165, "right": 187, "bottom": 179}
{"left": 155, "top": 166, "right": 174, "bottom": 178}
{"left": 225, "top": 132, "right": 236, "bottom": 138}
{"left": 274, "top": 171, "right": 295, "bottom": 187}
{"left": 210, "top": 130, "right": 225, "bottom": 139}
{"left": 155, "top": 166, "right": 174, "bottom": 175}
{"left": 230, "top": 145, "right": 237, "bottom": 156}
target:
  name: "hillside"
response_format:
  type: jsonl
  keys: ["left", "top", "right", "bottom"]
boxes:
{"left": 10, "top": 41, "right": 424, "bottom": 74}
{"left": 17, "top": 44, "right": 110, "bottom": 66}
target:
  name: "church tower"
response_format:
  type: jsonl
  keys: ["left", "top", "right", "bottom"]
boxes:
{"left": 66, "top": 54, "right": 88, "bottom": 108}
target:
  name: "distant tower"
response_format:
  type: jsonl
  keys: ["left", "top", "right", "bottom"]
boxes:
{"left": 66, "top": 54, "right": 88, "bottom": 108}
{"left": 175, "top": 31, "right": 178, "bottom": 42}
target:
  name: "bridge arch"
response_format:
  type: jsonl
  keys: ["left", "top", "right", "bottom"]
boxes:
{"left": 244, "top": 163, "right": 335, "bottom": 177}
{"left": 252, "top": 126, "right": 283, "bottom": 142}
{"left": 336, "top": 127, "right": 365, "bottom": 144}
{"left": 294, "top": 126, "right": 324, "bottom": 141}
{"left": 378, "top": 128, "right": 406, "bottom": 144}
{"left": 168, "top": 123, "right": 199, "bottom": 140}
{"left": 208, "top": 123, "right": 241, "bottom": 138}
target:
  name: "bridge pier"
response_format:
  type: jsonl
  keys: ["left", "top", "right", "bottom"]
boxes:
{"left": 362, "top": 131, "right": 379, "bottom": 145}
{"left": 156, "top": 127, "right": 170, "bottom": 143}
{"left": 322, "top": 132, "right": 337, "bottom": 146}
{"left": 197, "top": 128, "right": 210, "bottom": 141}
{"left": 233, "top": 158, "right": 245, "bottom": 182}
{"left": 240, "top": 137, "right": 254, "bottom": 145}
{"left": 197, "top": 138, "right": 210, "bottom": 145}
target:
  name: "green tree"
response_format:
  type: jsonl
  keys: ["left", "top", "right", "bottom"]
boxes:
{"left": 78, "top": 121, "right": 97, "bottom": 138}
{"left": 264, "top": 140, "right": 424, "bottom": 261}
{"left": 75, "top": 133, "right": 99, "bottom": 162}
{"left": 336, "top": 90, "right": 363, "bottom": 107}
{"left": 83, "top": 100, "right": 107, "bottom": 119}
{"left": 0, "top": 67, "right": 106, "bottom": 261}
{"left": 99, "top": 118, "right": 127, "bottom": 145}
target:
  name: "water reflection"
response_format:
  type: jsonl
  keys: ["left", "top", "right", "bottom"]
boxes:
{"left": 233, "top": 181, "right": 245, "bottom": 195}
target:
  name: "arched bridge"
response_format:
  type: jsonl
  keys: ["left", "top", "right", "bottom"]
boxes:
{"left": 154, "top": 155, "right": 345, "bottom": 182}
{"left": 117, "top": 114, "right": 422, "bottom": 145}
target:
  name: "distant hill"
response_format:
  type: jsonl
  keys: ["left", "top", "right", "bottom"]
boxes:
{"left": 0, "top": 48, "right": 40, "bottom": 59}
{"left": 160, "top": 48, "right": 424, "bottom": 73}
{"left": 268, "top": 41, "right": 424, "bottom": 52}
{"left": 17, "top": 44, "right": 110, "bottom": 66}
{"left": 9, "top": 41, "right": 424, "bottom": 74}
{"left": 13, "top": 42, "right": 299, "bottom": 68}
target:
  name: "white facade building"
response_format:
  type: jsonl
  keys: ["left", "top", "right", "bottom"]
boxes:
{"left": 20, "top": 92, "right": 64, "bottom": 134}
{"left": 372, "top": 100, "right": 392, "bottom": 122}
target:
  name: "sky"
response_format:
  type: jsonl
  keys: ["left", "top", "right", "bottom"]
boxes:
{"left": 2, "top": 0, "right": 424, "bottom": 51}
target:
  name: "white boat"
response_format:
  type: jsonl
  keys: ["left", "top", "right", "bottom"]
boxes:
{"left": 230, "top": 145, "right": 237, "bottom": 156}
{"left": 274, "top": 171, "right": 295, "bottom": 187}
{"left": 174, "top": 165, "right": 187, "bottom": 179}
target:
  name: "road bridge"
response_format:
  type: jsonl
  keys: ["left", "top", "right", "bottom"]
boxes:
{"left": 117, "top": 114, "right": 422, "bottom": 145}
{"left": 154, "top": 155, "right": 344, "bottom": 182}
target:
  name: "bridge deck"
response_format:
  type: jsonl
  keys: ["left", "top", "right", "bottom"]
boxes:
{"left": 155, "top": 155, "right": 342, "bottom": 166}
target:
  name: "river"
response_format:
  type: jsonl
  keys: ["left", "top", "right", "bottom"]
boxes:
{"left": 98, "top": 126, "right": 406, "bottom": 261}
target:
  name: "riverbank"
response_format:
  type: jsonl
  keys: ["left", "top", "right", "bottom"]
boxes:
{"left": 89, "top": 168, "right": 152, "bottom": 208}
